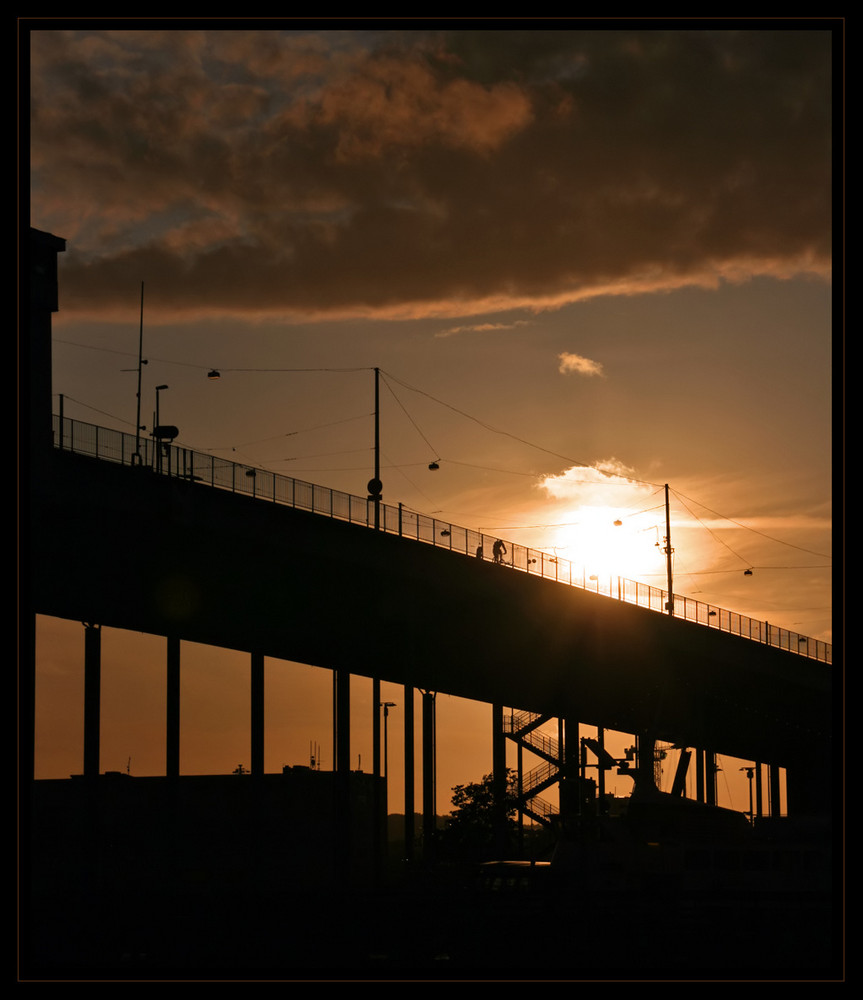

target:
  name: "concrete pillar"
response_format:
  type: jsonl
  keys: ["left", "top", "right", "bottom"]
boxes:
{"left": 334, "top": 668, "right": 350, "bottom": 774}
{"left": 755, "top": 761, "right": 764, "bottom": 819}
{"left": 769, "top": 764, "right": 782, "bottom": 817}
{"left": 166, "top": 636, "right": 180, "bottom": 778}
{"left": 333, "top": 668, "right": 351, "bottom": 885}
{"left": 372, "top": 677, "right": 389, "bottom": 882}
{"left": 492, "top": 703, "right": 507, "bottom": 857}
{"left": 565, "top": 718, "right": 578, "bottom": 822}
{"left": 696, "top": 749, "right": 705, "bottom": 803}
{"left": 707, "top": 752, "right": 717, "bottom": 807}
{"left": 373, "top": 677, "right": 382, "bottom": 879}
{"left": 558, "top": 716, "right": 567, "bottom": 824}
{"left": 403, "top": 682, "right": 415, "bottom": 862}
{"left": 83, "top": 623, "right": 101, "bottom": 778}
{"left": 421, "top": 691, "right": 436, "bottom": 862}
{"left": 251, "top": 652, "right": 264, "bottom": 775}
{"left": 373, "top": 678, "right": 381, "bottom": 779}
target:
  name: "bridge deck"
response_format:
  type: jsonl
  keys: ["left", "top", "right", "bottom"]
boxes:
{"left": 27, "top": 429, "right": 832, "bottom": 772}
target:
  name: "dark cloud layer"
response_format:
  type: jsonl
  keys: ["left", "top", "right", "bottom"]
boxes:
{"left": 29, "top": 27, "right": 834, "bottom": 321}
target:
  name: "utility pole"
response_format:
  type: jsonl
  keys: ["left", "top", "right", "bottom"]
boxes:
{"left": 663, "top": 483, "right": 674, "bottom": 615}
{"left": 367, "top": 367, "right": 382, "bottom": 529}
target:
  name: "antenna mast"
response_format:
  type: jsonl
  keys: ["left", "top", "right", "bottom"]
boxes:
{"left": 133, "top": 282, "right": 145, "bottom": 465}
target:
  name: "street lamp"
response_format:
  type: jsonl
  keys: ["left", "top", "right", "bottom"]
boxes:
{"left": 380, "top": 701, "right": 397, "bottom": 820}
{"left": 381, "top": 701, "right": 397, "bottom": 780}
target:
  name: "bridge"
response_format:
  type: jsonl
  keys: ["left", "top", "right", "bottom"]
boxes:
{"left": 27, "top": 414, "right": 832, "bottom": 791}
{"left": 21, "top": 227, "right": 838, "bottom": 976}
{"left": 23, "top": 226, "right": 831, "bottom": 818}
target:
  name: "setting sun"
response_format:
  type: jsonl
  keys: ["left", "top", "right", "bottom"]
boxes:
{"left": 549, "top": 504, "right": 667, "bottom": 584}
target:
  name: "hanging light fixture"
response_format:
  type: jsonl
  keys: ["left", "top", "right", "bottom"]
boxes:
{"left": 207, "top": 369, "right": 221, "bottom": 380}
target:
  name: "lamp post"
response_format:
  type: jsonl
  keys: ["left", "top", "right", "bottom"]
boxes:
{"left": 381, "top": 701, "right": 396, "bottom": 818}
{"left": 381, "top": 701, "right": 396, "bottom": 781}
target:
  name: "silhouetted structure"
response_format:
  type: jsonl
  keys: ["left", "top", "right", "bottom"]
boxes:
{"left": 21, "top": 229, "right": 836, "bottom": 978}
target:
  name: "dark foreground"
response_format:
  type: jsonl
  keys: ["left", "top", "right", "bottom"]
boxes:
{"left": 22, "top": 865, "right": 839, "bottom": 981}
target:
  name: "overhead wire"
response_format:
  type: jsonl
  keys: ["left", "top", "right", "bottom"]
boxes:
{"left": 379, "top": 368, "right": 647, "bottom": 484}
{"left": 673, "top": 490, "right": 752, "bottom": 569}
{"left": 52, "top": 393, "right": 138, "bottom": 429}
{"left": 671, "top": 487, "right": 831, "bottom": 561}
{"left": 379, "top": 371, "right": 440, "bottom": 461}
{"left": 53, "top": 339, "right": 830, "bottom": 570}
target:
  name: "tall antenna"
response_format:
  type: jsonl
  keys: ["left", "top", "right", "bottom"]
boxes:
{"left": 133, "top": 281, "right": 145, "bottom": 465}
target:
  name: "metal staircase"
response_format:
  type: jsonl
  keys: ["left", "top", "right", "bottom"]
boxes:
{"left": 503, "top": 710, "right": 562, "bottom": 828}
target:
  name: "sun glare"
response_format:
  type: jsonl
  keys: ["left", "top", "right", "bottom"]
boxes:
{"left": 550, "top": 505, "right": 664, "bottom": 584}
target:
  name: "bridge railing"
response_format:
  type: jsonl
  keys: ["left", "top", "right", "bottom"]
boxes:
{"left": 51, "top": 416, "right": 832, "bottom": 664}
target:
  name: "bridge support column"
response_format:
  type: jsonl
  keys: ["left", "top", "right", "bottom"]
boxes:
{"left": 83, "top": 623, "right": 101, "bottom": 778}
{"left": 596, "top": 727, "right": 606, "bottom": 804}
{"left": 562, "top": 717, "right": 578, "bottom": 825}
{"left": 403, "top": 682, "right": 415, "bottom": 863}
{"left": 492, "top": 703, "right": 507, "bottom": 858}
{"left": 706, "top": 752, "right": 717, "bottom": 806}
{"left": 333, "top": 668, "right": 351, "bottom": 884}
{"left": 516, "top": 741, "right": 524, "bottom": 853}
{"left": 755, "top": 761, "right": 764, "bottom": 819}
{"left": 769, "top": 764, "right": 782, "bottom": 817}
{"left": 422, "top": 691, "right": 436, "bottom": 863}
{"left": 558, "top": 717, "right": 566, "bottom": 825}
{"left": 694, "top": 749, "right": 718, "bottom": 805}
{"left": 251, "top": 652, "right": 264, "bottom": 776}
{"left": 373, "top": 677, "right": 382, "bottom": 881}
{"left": 166, "top": 636, "right": 180, "bottom": 778}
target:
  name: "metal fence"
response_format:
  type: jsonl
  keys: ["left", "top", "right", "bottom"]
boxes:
{"left": 51, "top": 416, "right": 832, "bottom": 664}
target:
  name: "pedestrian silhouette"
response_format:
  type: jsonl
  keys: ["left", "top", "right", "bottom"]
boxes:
{"left": 492, "top": 539, "right": 507, "bottom": 564}
{"left": 476, "top": 544, "right": 484, "bottom": 559}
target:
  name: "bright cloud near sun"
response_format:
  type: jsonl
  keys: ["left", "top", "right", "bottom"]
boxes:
{"left": 535, "top": 462, "right": 667, "bottom": 581}
{"left": 558, "top": 352, "right": 605, "bottom": 377}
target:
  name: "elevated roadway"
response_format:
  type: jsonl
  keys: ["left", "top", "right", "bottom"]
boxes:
{"left": 27, "top": 445, "right": 832, "bottom": 808}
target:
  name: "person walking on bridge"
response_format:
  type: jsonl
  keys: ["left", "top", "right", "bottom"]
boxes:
{"left": 492, "top": 539, "right": 507, "bottom": 565}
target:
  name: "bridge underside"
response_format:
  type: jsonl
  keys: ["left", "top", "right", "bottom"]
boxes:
{"left": 27, "top": 449, "right": 831, "bottom": 784}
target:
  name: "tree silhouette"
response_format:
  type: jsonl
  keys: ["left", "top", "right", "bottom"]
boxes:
{"left": 437, "top": 769, "right": 518, "bottom": 861}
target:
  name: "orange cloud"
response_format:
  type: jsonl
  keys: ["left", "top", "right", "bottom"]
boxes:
{"left": 558, "top": 352, "right": 605, "bottom": 377}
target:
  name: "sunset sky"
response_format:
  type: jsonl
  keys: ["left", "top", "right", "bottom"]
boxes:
{"left": 26, "top": 23, "right": 838, "bottom": 818}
